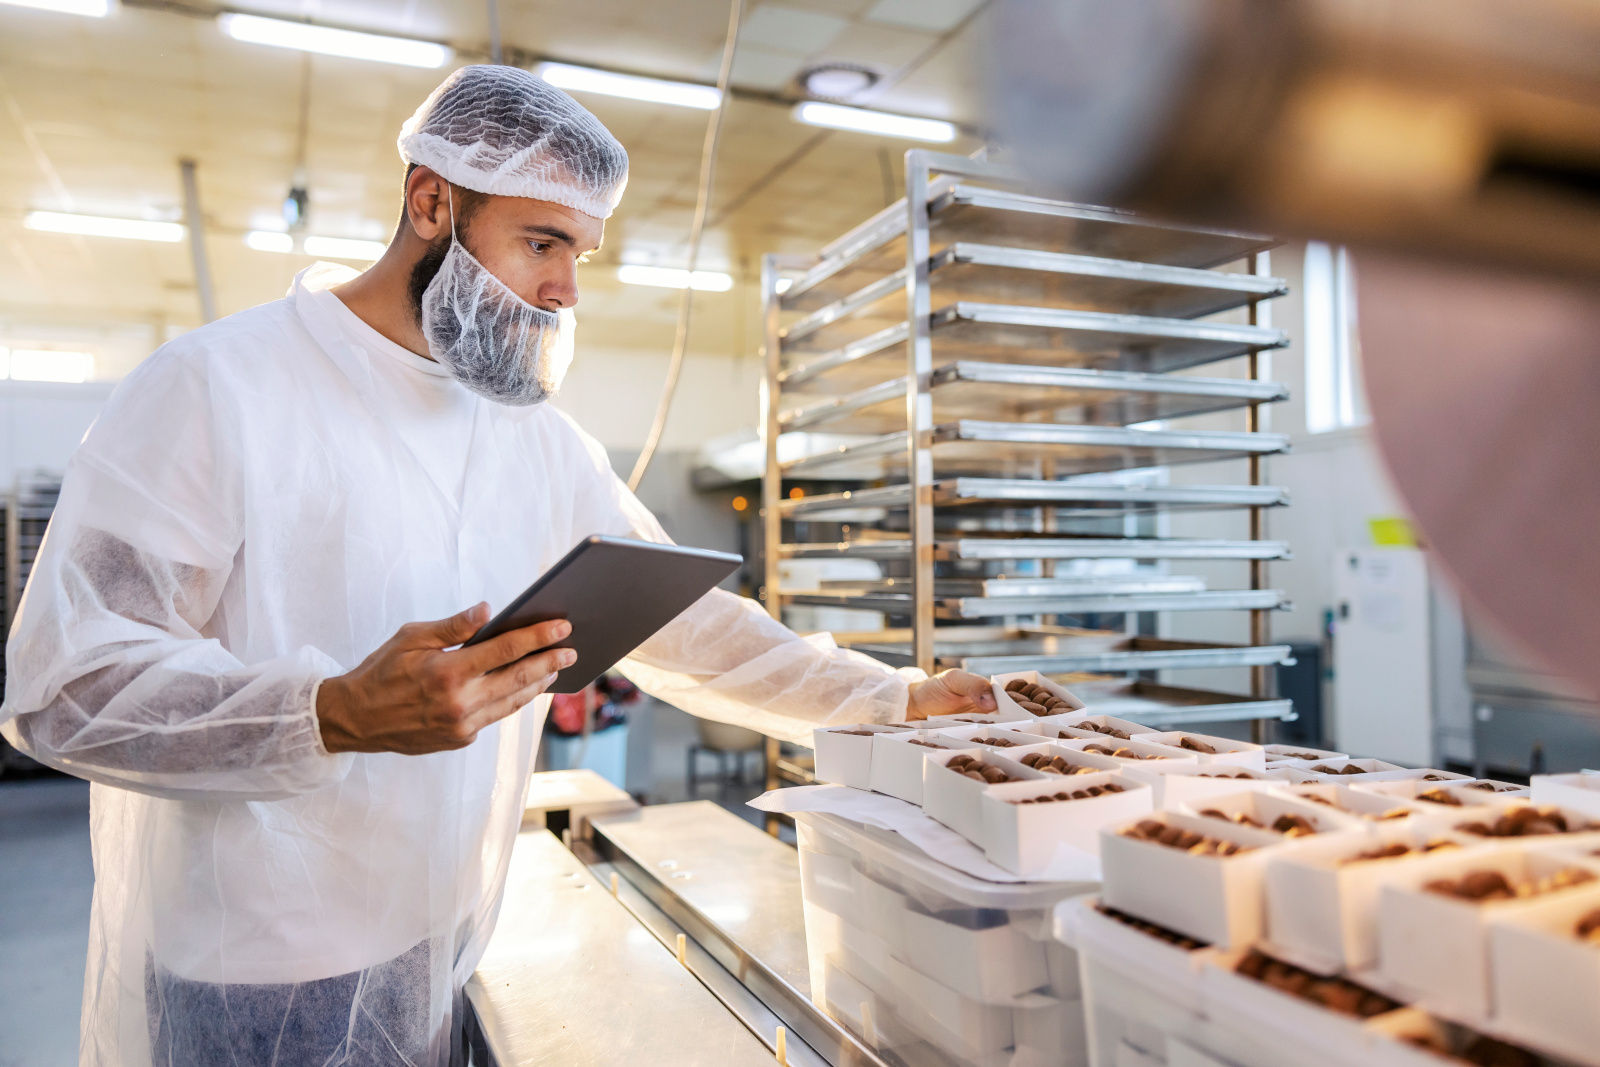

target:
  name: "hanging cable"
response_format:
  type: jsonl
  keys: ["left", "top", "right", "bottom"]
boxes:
{"left": 627, "top": 0, "right": 745, "bottom": 493}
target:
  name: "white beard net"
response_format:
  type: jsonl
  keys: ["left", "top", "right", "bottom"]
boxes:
{"left": 419, "top": 229, "right": 575, "bottom": 406}
{"left": 398, "top": 64, "right": 629, "bottom": 219}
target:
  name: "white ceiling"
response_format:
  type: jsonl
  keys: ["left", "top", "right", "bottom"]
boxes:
{"left": 0, "top": 0, "right": 990, "bottom": 382}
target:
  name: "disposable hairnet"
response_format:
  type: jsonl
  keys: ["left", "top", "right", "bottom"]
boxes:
{"left": 0, "top": 263, "right": 914, "bottom": 1066}
{"left": 399, "top": 64, "right": 629, "bottom": 219}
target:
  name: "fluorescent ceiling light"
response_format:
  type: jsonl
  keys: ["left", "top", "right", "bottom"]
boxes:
{"left": 25, "top": 211, "right": 184, "bottom": 242}
{"left": 792, "top": 101, "right": 956, "bottom": 143}
{"left": 4, "top": 349, "right": 94, "bottom": 384}
{"left": 536, "top": 62, "right": 720, "bottom": 110}
{"left": 245, "top": 231, "right": 294, "bottom": 253}
{"left": 303, "top": 235, "right": 386, "bottom": 261}
{"left": 774, "top": 278, "right": 794, "bottom": 294}
{"left": 219, "top": 13, "right": 450, "bottom": 68}
{"left": 1, "top": 0, "right": 110, "bottom": 15}
{"left": 617, "top": 264, "right": 733, "bottom": 292}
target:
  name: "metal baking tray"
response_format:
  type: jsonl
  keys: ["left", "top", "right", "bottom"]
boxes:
{"left": 778, "top": 480, "right": 1289, "bottom": 520}
{"left": 779, "top": 250, "right": 1284, "bottom": 356}
{"left": 783, "top": 587, "right": 1287, "bottom": 620}
{"left": 780, "top": 421, "right": 1288, "bottom": 479}
{"left": 1063, "top": 679, "right": 1296, "bottom": 725}
{"left": 778, "top": 362, "right": 1288, "bottom": 432}
{"left": 829, "top": 574, "right": 1207, "bottom": 598}
{"left": 779, "top": 537, "right": 1291, "bottom": 561}
{"left": 781, "top": 182, "right": 1275, "bottom": 311}
{"left": 780, "top": 302, "right": 1287, "bottom": 384}
{"left": 839, "top": 627, "right": 1295, "bottom": 674}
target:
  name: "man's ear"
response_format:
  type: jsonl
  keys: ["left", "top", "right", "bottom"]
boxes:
{"left": 405, "top": 166, "right": 450, "bottom": 243}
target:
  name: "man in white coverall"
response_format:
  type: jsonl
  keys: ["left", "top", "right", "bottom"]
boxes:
{"left": 0, "top": 66, "right": 996, "bottom": 1067}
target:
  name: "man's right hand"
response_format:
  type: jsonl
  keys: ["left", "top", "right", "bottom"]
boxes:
{"left": 316, "top": 603, "right": 573, "bottom": 755}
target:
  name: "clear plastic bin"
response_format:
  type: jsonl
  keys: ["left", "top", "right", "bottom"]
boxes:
{"left": 797, "top": 811, "right": 1095, "bottom": 1067}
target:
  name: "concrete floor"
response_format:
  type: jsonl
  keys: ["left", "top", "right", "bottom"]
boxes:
{"left": 0, "top": 703, "right": 773, "bottom": 1066}
{"left": 0, "top": 777, "right": 92, "bottom": 1067}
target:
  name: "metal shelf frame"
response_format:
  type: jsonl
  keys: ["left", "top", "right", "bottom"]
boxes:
{"left": 760, "top": 150, "right": 1289, "bottom": 740}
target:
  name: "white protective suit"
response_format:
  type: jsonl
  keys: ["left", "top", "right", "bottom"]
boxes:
{"left": 0, "top": 262, "right": 920, "bottom": 1067}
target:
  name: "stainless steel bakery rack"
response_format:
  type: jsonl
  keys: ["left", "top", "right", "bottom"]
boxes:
{"left": 760, "top": 151, "right": 1294, "bottom": 741}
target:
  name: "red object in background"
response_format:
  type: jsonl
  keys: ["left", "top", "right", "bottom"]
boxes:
{"left": 546, "top": 673, "right": 642, "bottom": 736}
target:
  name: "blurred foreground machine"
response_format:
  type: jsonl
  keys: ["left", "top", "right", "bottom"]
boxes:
{"left": 988, "top": 0, "right": 1600, "bottom": 719}
{"left": 759, "top": 151, "right": 1296, "bottom": 754}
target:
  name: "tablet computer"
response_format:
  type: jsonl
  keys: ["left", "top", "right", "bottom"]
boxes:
{"left": 463, "top": 534, "right": 742, "bottom": 694}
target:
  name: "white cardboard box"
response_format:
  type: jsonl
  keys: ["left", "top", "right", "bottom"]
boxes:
{"left": 1272, "top": 757, "right": 1406, "bottom": 780}
{"left": 1377, "top": 843, "right": 1600, "bottom": 1017}
{"left": 1099, "top": 811, "right": 1283, "bottom": 948}
{"left": 814, "top": 724, "right": 913, "bottom": 790}
{"left": 1201, "top": 949, "right": 1404, "bottom": 1063}
{"left": 884, "top": 952, "right": 1015, "bottom": 1055}
{"left": 1278, "top": 782, "right": 1439, "bottom": 826}
{"left": 1263, "top": 743, "right": 1348, "bottom": 764}
{"left": 1531, "top": 771, "right": 1600, "bottom": 816}
{"left": 981, "top": 771, "right": 1154, "bottom": 875}
{"left": 870, "top": 731, "right": 980, "bottom": 805}
{"left": 1134, "top": 731, "right": 1267, "bottom": 770}
{"left": 1050, "top": 712, "right": 1158, "bottom": 742}
{"left": 1487, "top": 882, "right": 1600, "bottom": 1064}
{"left": 923, "top": 749, "right": 1048, "bottom": 843}
{"left": 1349, "top": 779, "right": 1504, "bottom": 826}
{"left": 900, "top": 905, "right": 1052, "bottom": 1004}
{"left": 1175, "top": 788, "right": 1365, "bottom": 838}
{"left": 1153, "top": 767, "right": 1289, "bottom": 810}
{"left": 1262, "top": 822, "right": 1475, "bottom": 974}
{"left": 991, "top": 671, "right": 1086, "bottom": 720}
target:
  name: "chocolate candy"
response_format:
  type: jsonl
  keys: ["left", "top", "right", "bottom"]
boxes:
{"left": 1003, "top": 679, "right": 1073, "bottom": 715}
{"left": 1457, "top": 804, "right": 1582, "bottom": 837}
{"left": 1078, "top": 721, "right": 1132, "bottom": 740}
{"left": 1199, "top": 808, "right": 1263, "bottom": 829}
{"left": 1426, "top": 866, "right": 1594, "bottom": 901}
{"left": 1275, "top": 750, "right": 1325, "bottom": 760}
{"left": 1019, "top": 752, "right": 1093, "bottom": 776}
{"left": 1417, "top": 788, "right": 1464, "bottom": 806}
{"left": 1576, "top": 908, "right": 1600, "bottom": 943}
{"left": 832, "top": 729, "right": 877, "bottom": 737}
{"left": 1342, "top": 839, "right": 1458, "bottom": 865}
{"left": 1312, "top": 763, "right": 1365, "bottom": 775}
{"left": 1178, "top": 736, "right": 1217, "bottom": 754}
{"left": 945, "top": 754, "right": 1015, "bottom": 784}
{"left": 1011, "top": 783, "right": 1125, "bottom": 804}
{"left": 972, "top": 736, "right": 1018, "bottom": 748}
{"left": 1271, "top": 813, "right": 1317, "bottom": 836}
{"left": 1235, "top": 949, "right": 1400, "bottom": 1017}
{"left": 1404, "top": 1034, "right": 1538, "bottom": 1067}
{"left": 1201, "top": 771, "right": 1256, "bottom": 779}
{"left": 1004, "top": 679, "right": 1030, "bottom": 693}
{"left": 908, "top": 739, "right": 946, "bottom": 748}
{"left": 1083, "top": 743, "right": 1162, "bottom": 760}
{"left": 1097, "top": 904, "right": 1207, "bottom": 950}
{"left": 1421, "top": 773, "right": 1450, "bottom": 781}
{"left": 1121, "top": 819, "right": 1254, "bottom": 856}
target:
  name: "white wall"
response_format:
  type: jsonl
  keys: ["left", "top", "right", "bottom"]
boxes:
{"left": 0, "top": 381, "right": 114, "bottom": 486}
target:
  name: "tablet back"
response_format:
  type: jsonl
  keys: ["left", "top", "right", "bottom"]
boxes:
{"left": 467, "top": 535, "right": 742, "bottom": 694}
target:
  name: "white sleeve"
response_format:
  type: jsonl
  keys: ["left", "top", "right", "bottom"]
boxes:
{"left": 0, "top": 351, "right": 350, "bottom": 801}
{"left": 556, "top": 412, "right": 923, "bottom": 744}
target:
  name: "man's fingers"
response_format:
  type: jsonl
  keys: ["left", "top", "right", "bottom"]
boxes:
{"left": 473, "top": 647, "right": 573, "bottom": 705}
{"left": 404, "top": 602, "right": 490, "bottom": 649}
{"left": 463, "top": 673, "right": 561, "bottom": 735}
{"left": 451, "top": 617, "right": 572, "bottom": 675}
{"left": 949, "top": 669, "right": 997, "bottom": 710}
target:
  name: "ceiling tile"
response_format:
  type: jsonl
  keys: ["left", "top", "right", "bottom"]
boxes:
{"left": 864, "top": 0, "right": 985, "bottom": 34}
{"left": 729, "top": 46, "right": 807, "bottom": 91}
{"left": 738, "top": 4, "right": 848, "bottom": 55}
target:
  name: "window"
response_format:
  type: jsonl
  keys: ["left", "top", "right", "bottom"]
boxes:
{"left": 1303, "top": 242, "right": 1368, "bottom": 434}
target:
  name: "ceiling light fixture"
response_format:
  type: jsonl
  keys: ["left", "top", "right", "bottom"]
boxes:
{"left": 218, "top": 13, "right": 450, "bottom": 68}
{"left": 303, "top": 235, "right": 386, "bottom": 261}
{"left": 536, "top": 62, "right": 721, "bottom": 111}
{"left": 792, "top": 101, "right": 956, "bottom": 143}
{"left": 799, "top": 64, "right": 877, "bottom": 100}
{"left": 24, "top": 211, "right": 184, "bottom": 242}
{"left": 3, "top": 349, "right": 95, "bottom": 384}
{"left": 245, "top": 231, "right": 294, "bottom": 253}
{"left": 0, "top": 0, "right": 110, "bottom": 15}
{"left": 617, "top": 265, "right": 734, "bottom": 292}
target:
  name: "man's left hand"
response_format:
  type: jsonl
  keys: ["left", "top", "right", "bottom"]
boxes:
{"left": 905, "top": 669, "right": 997, "bottom": 721}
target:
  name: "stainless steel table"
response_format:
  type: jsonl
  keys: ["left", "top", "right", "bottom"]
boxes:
{"left": 466, "top": 827, "right": 781, "bottom": 1066}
